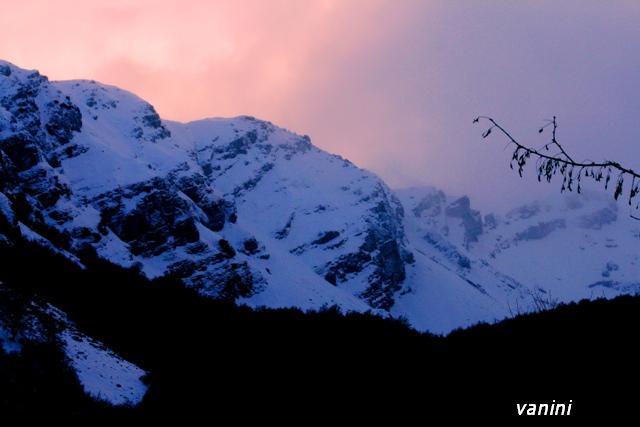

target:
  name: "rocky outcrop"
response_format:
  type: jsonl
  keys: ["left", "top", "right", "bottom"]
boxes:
{"left": 422, "top": 232, "right": 471, "bottom": 270}
{"left": 514, "top": 219, "right": 566, "bottom": 242}
{"left": 579, "top": 206, "right": 617, "bottom": 230}
{"left": 44, "top": 98, "right": 82, "bottom": 145}
{"left": 323, "top": 187, "right": 413, "bottom": 310}
{"left": 96, "top": 180, "right": 200, "bottom": 257}
{"left": 445, "top": 196, "right": 483, "bottom": 246}
{"left": 506, "top": 202, "right": 543, "bottom": 220}
{"left": 412, "top": 189, "right": 446, "bottom": 218}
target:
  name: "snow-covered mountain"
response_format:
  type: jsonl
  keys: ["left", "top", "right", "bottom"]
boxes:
{"left": 0, "top": 60, "right": 414, "bottom": 316}
{"left": 1, "top": 59, "right": 639, "bottom": 341}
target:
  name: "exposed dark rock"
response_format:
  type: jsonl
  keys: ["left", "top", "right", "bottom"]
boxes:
{"left": 445, "top": 196, "right": 483, "bottom": 246}
{"left": 274, "top": 213, "right": 295, "bottom": 240}
{"left": 0, "top": 64, "right": 11, "bottom": 76}
{"left": 1, "top": 136, "right": 41, "bottom": 172}
{"left": 348, "top": 190, "right": 411, "bottom": 308}
{"left": 325, "top": 236, "right": 406, "bottom": 309}
{"left": 445, "top": 196, "right": 472, "bottom": 217}
{"left": 218, "top": 262, "right": 257, "bottom": 300}
{"left": 484, "top": 213, "right": 498, "bottom": 230}
{"left": 412, "top": 190, "right": 446, "bottom": 217}
{"left": 47, "top": 209, "right": 73, "bottom": 224}
{"left": 200, "top": 199, "right": 228, "bottom": 231}
{"left": 142, "top": 106, "right": 162, "bottom": 129}
{"left": 281, "top": 135, "right": 312, "bottom": 160}
{"left": 61, "top": 143, "right": 89, "bottom": 160}
{"left": 44, "top": 99, "right": 82, "bottom": 145}
{"left": 324, "top": 252, "right": 372, "bottom": 286}
{"left": 69, "top": 227, "right": 102, "bottom": 244}
{"left": 362, "top": 240, "right": 406, "bottom": 310}
{"left": 0, "top": 151, "right": 18, "bottom": 190}
{"left": 322, "top": 188, "right": 411, "bottom": 310}
{"left": 312, "top": 231, "right": 340, "bottom": 245}
{"left": 0, "top": 193, "right": 18, "bottom": 239}
{"left": 2, "top": 81, "right": 43, "bottom": 140}
{"left": 579, "top": 206, "right": 617, "bottom": 230}
{"left": 201, "top": 163, "right": 213, "bottom": 176}
{"left": 131, "top": 127, "right": 143, "bottom": 139}
{"left": 47, "top": 143, "right": 90, "bottom": 168}
{"left": 97, "top": 184, "right": 200, "bottom": 257}
{"left": 191, "top": 261, "right": 261, "bottom": 301}
{"left": 166, "top": 259, "right": 200, "bottom": 278}
{"left": 423, "top": 232, "right": 471, "bottom": 270}
{"left": 19, "top": 166, "right": 71, "bottom": 208}
{"left": 602, "top": 261, "right": 619, "bottom": 278}
{"left": 515, "top": 219, "right": 566, "bottom": 241}
{"left": 291, "top": 231, "right": 340, "bottom": 255}
{"left": 587, "top": 280, "right": 640, "bottom": 293}
{"left": 176, "top": 174, "right": 232, "bottom": 231}
{"left": 185, "top": 241, "right": 209, "bottom": 255}
{"left": 4, "top": 191, "right": 71, "bottom": 250}
{"left": 325, "top": 238, "right": 347, "bottom": 250}
{"left": 218, "top": 239, "right": 236, "bottom": 259}
{"left": 139, "top": 104, "right": 171, "bottom": 141}
{"left": 175, "top": 174, "right": 206, "bottom": 201}
{"left": 214, "top": 130, "right": 257, "bottom": 160}
{"left": 242, "top": 238, "right": 260, "bottom": 255}
{"left": 507, "top": 202, "right": 542, "bottom": 220}
{"left": 233, "top": 162, "right": 274, "bottom": 196}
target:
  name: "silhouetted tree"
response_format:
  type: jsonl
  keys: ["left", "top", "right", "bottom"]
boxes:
{"left": 474, "top": 116, "right": 640, "bottom": 219}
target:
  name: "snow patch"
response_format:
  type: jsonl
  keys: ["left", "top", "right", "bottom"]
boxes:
{"left": 62, "top": 330, "right": 147, "bottom": 406}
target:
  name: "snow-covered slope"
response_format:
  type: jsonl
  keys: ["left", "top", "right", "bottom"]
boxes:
{"left": 0, "top": 285, "right": 147, "bottom": 406}
{"left": 2, "top": 59, "right": 639, "bottom": 336}
{"left": 394, "top": 187, "right": 527, "bottom": 332}
{"left": 397, "top": 186, "right": 640, "bottom": 331}
{"left": 62, "top": 329, "right": 147, "bottom": 406}
{"left": 476, "top": 191, "right": 640, "bottom": 300}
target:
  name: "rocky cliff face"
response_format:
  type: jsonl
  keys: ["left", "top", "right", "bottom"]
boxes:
{"left": 0, "top": 60, "right": 410, "bottom": 315}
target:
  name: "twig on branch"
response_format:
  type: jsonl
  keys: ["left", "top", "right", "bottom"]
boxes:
{"left": 474, "top": 116, "right": 640, "bottom": 214}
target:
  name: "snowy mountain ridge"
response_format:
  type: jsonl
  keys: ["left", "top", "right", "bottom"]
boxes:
{"left": 1, "top": 59, "right": 639, "bottom": 342}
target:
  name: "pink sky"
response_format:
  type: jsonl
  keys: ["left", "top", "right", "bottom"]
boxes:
{"left": 0, "top": 0, "right": 407, "bottom": 164}
{"left": 3, "top": 1, "right": 640, "bottom": 210}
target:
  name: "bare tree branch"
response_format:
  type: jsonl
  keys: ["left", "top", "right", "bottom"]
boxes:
{"left": 474, "top": 116, "right": 640, "bottom": 214}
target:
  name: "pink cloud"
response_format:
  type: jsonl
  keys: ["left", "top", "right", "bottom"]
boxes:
{"left": 3, "top": 1, "right": 640, "bottom": 210}
{"left": 0, "top": 0, "right": 407, "bottom": 156}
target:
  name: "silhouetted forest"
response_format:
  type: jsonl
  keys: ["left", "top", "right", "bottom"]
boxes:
{"left": 1, "top": 236, "right": 639, "bottom": 420}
